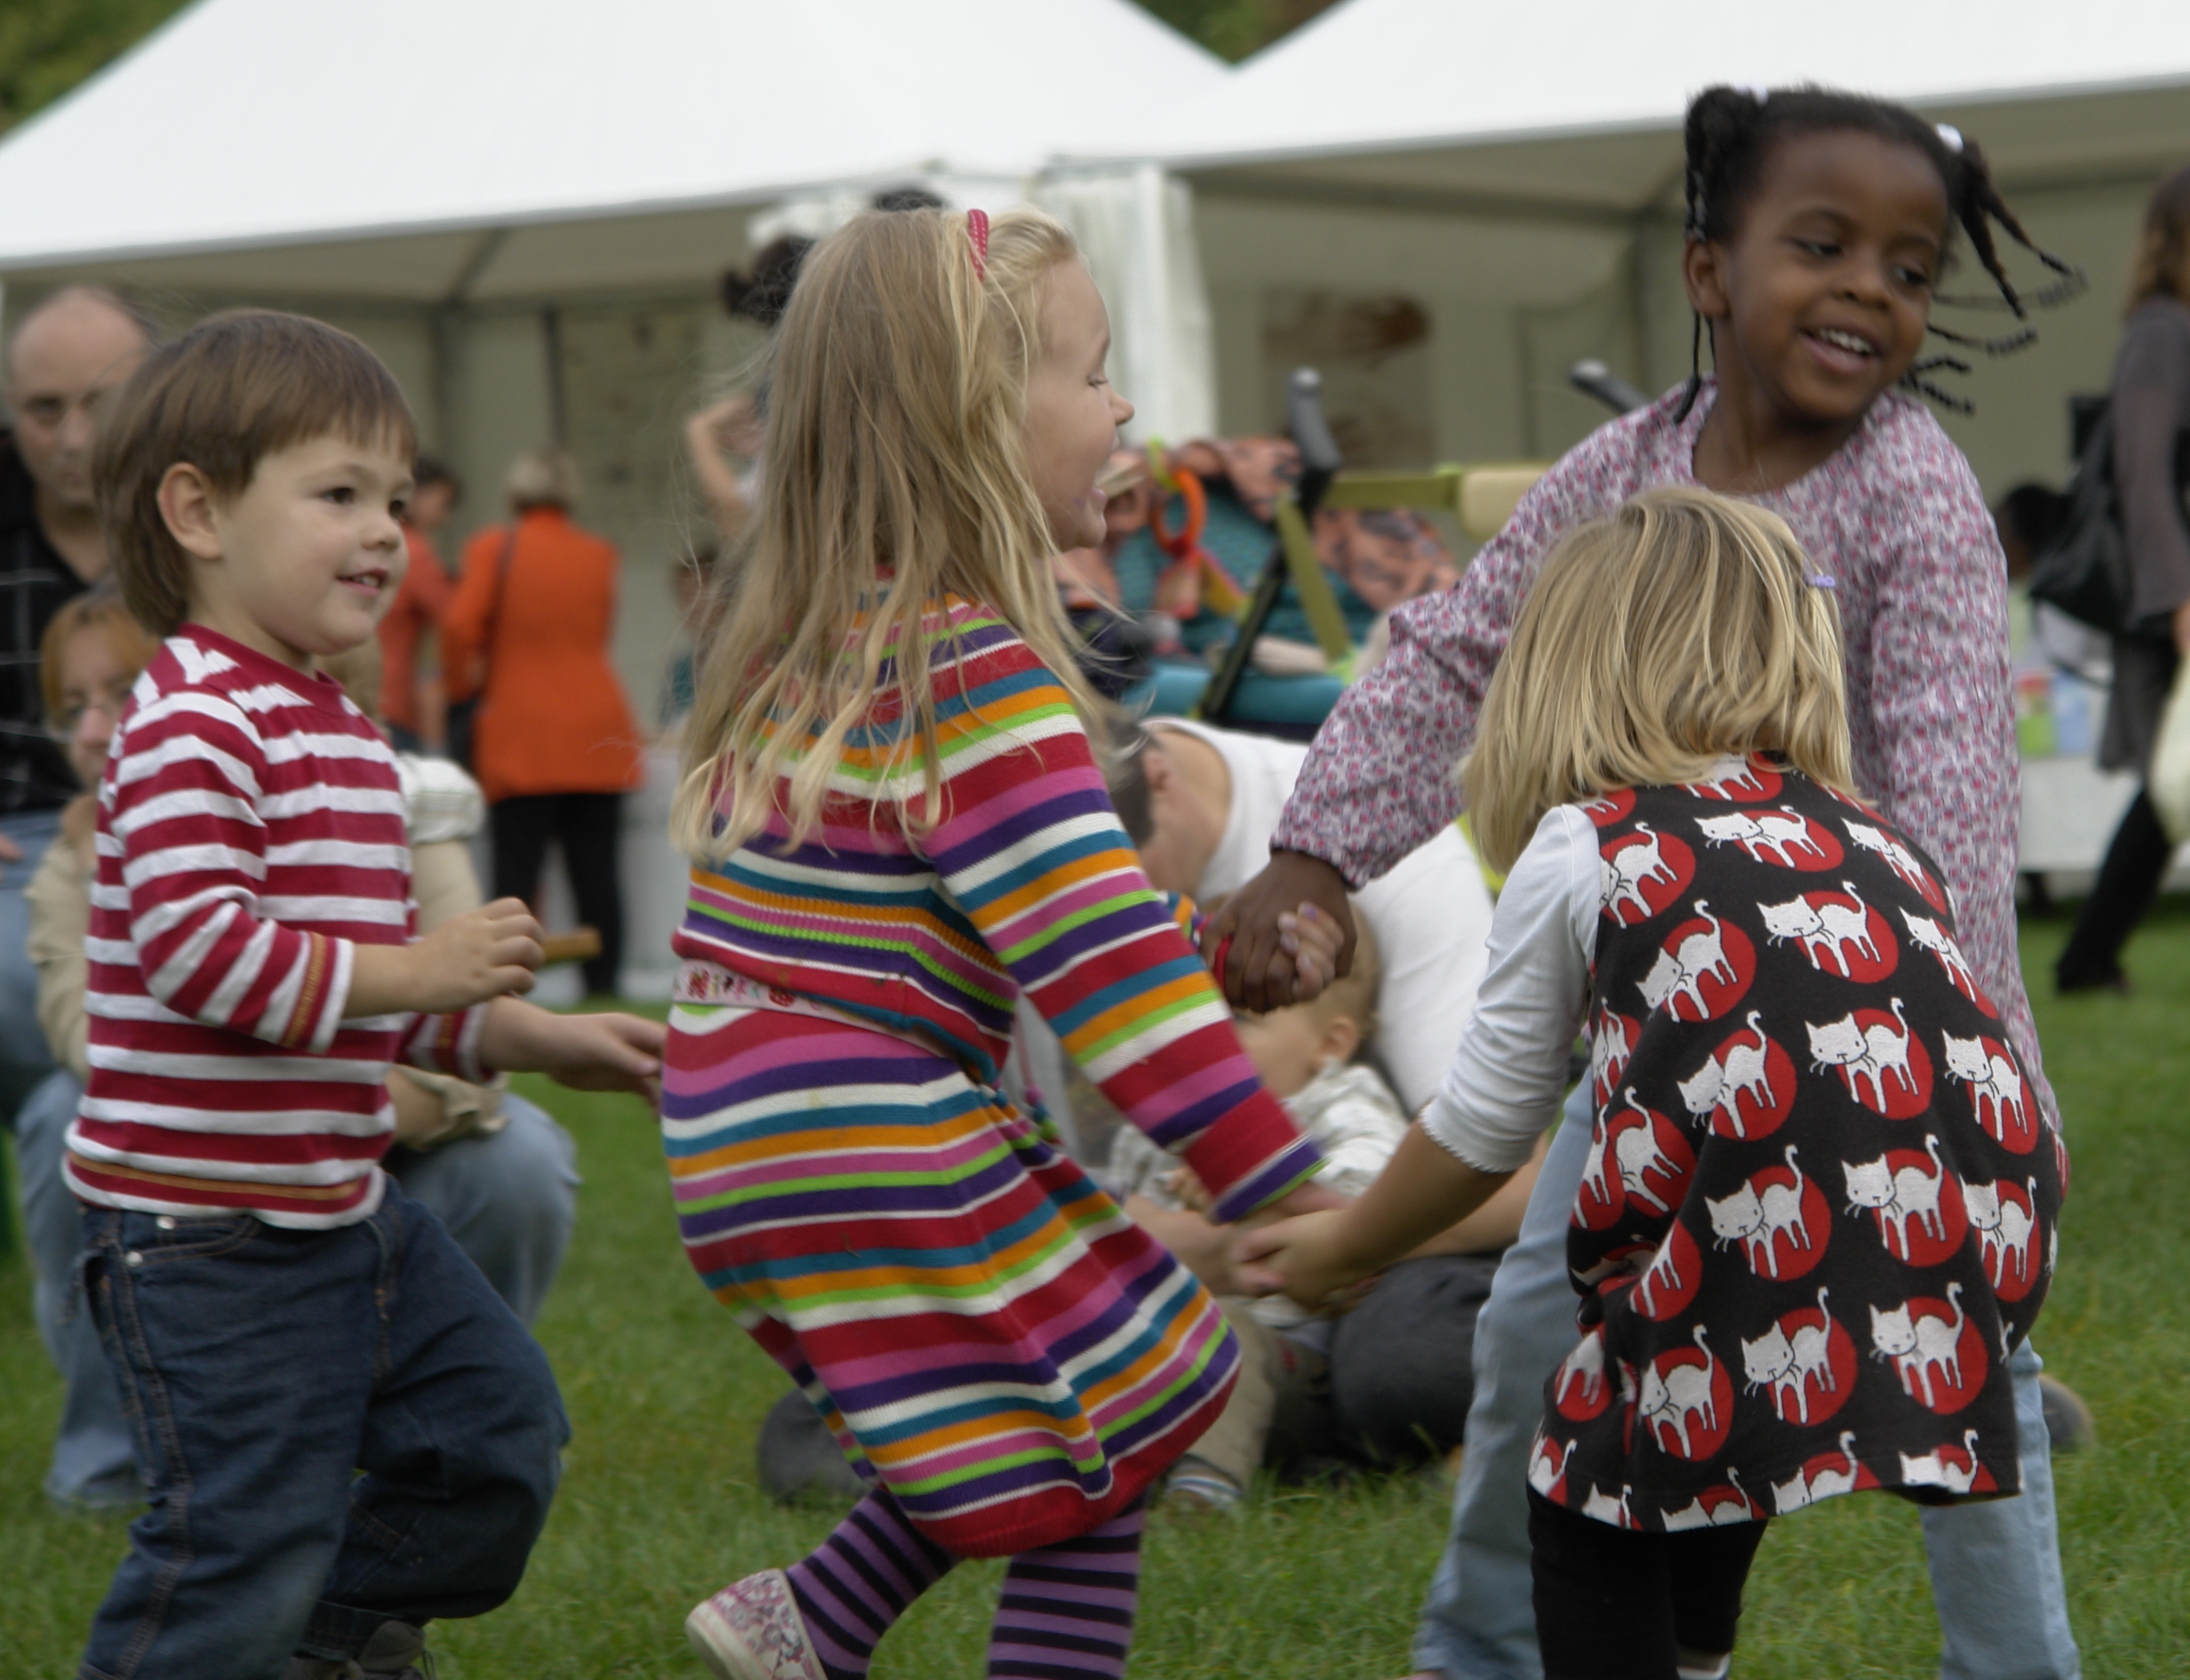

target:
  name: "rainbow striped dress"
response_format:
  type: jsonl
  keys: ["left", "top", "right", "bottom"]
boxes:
{"left": 665, "top": 600, "right": 1321, "bottom": 1556}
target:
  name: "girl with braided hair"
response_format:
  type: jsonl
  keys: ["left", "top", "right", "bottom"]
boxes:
{"left": 1207, "top": 83, "right": 2086, "bottom": 1680}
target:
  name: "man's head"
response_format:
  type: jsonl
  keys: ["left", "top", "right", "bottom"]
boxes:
{"left": 406, "top": 454, "right": 462, "bottom": 537}
{"left": 95, "top": 309, "right": 418, "bottom": 662}
{"left": 5, "top": 287, "right": 156, "bottom": 518}
{"left": 1109, "top": 725, "right": 1227, "bottom": 896}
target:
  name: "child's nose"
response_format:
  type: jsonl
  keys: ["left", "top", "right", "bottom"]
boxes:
{"left": 1111, "top": 389, "right": 1136, "bottom": 428}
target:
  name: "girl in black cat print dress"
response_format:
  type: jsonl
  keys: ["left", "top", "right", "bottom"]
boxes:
{"left": 1241, "top": 487, "right": 2061, "bottom": 1680}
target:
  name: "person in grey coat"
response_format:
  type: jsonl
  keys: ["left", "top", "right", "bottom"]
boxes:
{"left": 2059, "top": 165, "right": 2190, "bottom": 991}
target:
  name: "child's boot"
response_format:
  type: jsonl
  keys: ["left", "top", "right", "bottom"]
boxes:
{"left": 282, "top": 1618, "right": 431, "bottom": 1679}
{"left": 687, "top": 1568, "right": 828, "bottom": 1680}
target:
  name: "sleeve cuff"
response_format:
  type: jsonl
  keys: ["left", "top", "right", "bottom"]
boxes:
{"left": 403, "top": 1002, "right": 494, "bottom": 1084}
{"left": 302, "top": 935, "right": 355, "bottom": 1055}
{"left": 1420, "top": 1090, "right": 1546, "bottom": 1176}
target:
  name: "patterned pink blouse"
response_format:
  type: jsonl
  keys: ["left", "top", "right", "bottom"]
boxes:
{"left": 1273, "top": 378, "right": 2057, "bottom": 1129}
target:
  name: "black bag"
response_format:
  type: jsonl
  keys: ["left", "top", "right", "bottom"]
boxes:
{"left": 2027, "top": 400, "right": 2138, "bottom": 636}
{"left": 445, "top": 528, "right": 517, "bottom": 773}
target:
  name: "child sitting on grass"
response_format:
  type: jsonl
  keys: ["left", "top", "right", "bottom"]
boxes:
{"left": 72, "top": 309, "right": 664, "bottom": 1680}
{"left": 1112, "top": 910, "right": 1408, "bottom": 1509}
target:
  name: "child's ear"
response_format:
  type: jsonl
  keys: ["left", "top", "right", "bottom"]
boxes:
{"left": 1683, "top": 237, "right": 1734, "bottom": 325}
{"left": 1319, "top": 1013, "right": 1360, "bottom": 1069}
{"left": 156, "top": 463, "right": 225, "bottom": 563}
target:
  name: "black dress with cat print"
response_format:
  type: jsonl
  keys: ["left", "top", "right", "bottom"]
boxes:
{"left": 1528, "top": 755, "right": 2063, "bottom": 1533}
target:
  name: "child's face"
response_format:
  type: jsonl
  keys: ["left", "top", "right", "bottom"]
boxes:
{"left": 54, "top": 625, "right": 139, "bottom": 788}
{"left": 1234, "top": 1002, "right": 1357, "bottom": 1100}
{"left": 1025, "top": 262, "right": 1134, "bottom": 552}
{"left": 1687, "top": 130, "right": 1946, "bottom": 430}
{"left": 166, "top": 434, "right": 413, "bottom": 669}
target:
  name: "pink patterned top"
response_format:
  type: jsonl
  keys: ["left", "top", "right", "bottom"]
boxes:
{"left": 1273, "top": 378, "right": 2056, "bottom": 1128}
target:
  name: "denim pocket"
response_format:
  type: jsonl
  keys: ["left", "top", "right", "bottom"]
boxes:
{"left": 118, "top": 1210, "right": 261, "bottom": 1264}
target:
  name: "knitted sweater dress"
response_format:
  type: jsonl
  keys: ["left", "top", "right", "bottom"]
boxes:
{"left": 664, "top": 600, "right": 1323, "bottom": 1556}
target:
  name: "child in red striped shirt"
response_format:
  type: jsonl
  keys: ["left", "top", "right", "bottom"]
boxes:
{"left": 72, "top": 309, "right": 664, "bottom": 1680}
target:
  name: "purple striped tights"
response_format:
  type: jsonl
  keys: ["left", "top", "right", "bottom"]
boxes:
{"left": 786, "top": 1488, "right": 1146, "bottom": 1679}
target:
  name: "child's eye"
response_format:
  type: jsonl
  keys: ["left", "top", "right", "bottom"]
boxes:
{"left": 322, "top": 486, "right": 355, "bottom": 505}
{"left": 1793, "top": 239, "right": 1840, "bottom": 259}
{"left": 1893, "top": 265, "right": 1933, "bottom": 289}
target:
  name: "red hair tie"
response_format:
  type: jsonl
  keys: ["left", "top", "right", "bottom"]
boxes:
{"left": 966, "top": 208, "right": 989, "bottom": 283}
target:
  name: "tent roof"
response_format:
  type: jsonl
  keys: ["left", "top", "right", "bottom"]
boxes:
{"left": 0, "top": 0, "right": 1222, "bottom": 299}
{"left": 1093, "top": 0, "right": 2190, "bottom": 220}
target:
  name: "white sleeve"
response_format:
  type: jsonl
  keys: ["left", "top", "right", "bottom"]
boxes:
{"left": 1420, "top": 805, "right": 1599, "bottom": 1173}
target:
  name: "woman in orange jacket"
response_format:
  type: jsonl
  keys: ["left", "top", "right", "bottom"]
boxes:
{"left": 442, "top": 449, "right": 644, "bottom": 995}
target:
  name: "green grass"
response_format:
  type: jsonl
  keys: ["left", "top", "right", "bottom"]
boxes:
{"left": 5, "top": 903, "right": 2188, "bottom": 1677}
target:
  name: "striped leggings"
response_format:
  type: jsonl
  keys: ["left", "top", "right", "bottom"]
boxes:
{"left": 788, "top": 1487, "right": 1146, "bottom": 1679}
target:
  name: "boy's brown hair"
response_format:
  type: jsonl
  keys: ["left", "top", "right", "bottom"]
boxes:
{"left": 94, "top": 309, "right": 418, "bottom": 635}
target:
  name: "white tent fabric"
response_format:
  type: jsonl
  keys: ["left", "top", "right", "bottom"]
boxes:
{"left": 0, "top": 0, "right": 1225, "bottom": 300}
{"left": 1038, "top": 166, "right": 1216, "bottom": 442}
{"left": 1101, "top": 0, "right": 2190, "bottom": 205}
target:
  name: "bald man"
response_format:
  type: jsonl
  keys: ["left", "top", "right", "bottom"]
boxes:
{"left": 1, "top": 290, "right": 150, "bottom": 1117}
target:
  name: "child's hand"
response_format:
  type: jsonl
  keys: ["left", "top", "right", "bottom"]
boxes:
{"left": 483, "top": 1001, "right": 666, "bottom": 1105}
{"left": 350, "top": 899, "right": 542, "bottom": 1018}
{"left": 415, "top": 899, "right": 543, "bottom": 1009}
{"left": 1202, "top": 853, "right": 1355, "bottom": 1013}
{"left": 1279, "top": 902, "right": 1344, "bottom": 994}
{"left": 1230, "top": 1210, "right": 1372, "bottom": 1310}
{"left": 1166, "top": 1165, "right": 1212, "bottom": 1214}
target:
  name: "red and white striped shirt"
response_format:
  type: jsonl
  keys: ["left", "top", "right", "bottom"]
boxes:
{"left": 65, "top": 627, "right": 490, "bottom": 1228}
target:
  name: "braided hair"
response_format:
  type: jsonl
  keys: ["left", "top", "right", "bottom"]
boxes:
{"left": 1675, "top": 84, "right": 2083, "bottom": 419}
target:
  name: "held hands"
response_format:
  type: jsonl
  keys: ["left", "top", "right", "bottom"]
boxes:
{"left": 1230, "top": 1210, "right": 1372, "bottom": 1311}
{"left": 1202, "top": 851, "right": 1355, "bottom": 1013}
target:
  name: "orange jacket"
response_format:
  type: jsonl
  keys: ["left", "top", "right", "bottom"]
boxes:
{"left": 377, "top": 526, "right": 452, "bottom": 738}
{"left": 442, "top": 509, "right": 644, "bottom": 803}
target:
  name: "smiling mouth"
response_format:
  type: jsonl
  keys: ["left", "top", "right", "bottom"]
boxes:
{"left": 340, "top": 569, "right": 390, "bottom": 592}
{"left": 1804, "top": 325, "right": 1880, "bottom": 366}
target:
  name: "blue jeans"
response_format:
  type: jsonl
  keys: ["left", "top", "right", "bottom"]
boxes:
{"left": 18, "top": 1071, "right": 577, "bottom": 1507}
{"left": 76, "top": 1180, "right": 568, "bottom": 1679}
{"left": 1412, "top": 1084, "right": 2080, "bottom": 1680}
{"left": 0, "top": 807, "right": 63, "bottom": 1105}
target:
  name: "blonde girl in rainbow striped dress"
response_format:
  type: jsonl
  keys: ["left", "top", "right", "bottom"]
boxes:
{"left": 663, "top": 207, "right": 1342, "bottom": 1680}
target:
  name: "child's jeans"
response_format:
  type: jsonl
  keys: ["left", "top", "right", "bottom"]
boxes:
{"left": 75, "top": 1179, "right": 568, "bottom": 1680}
{"left": 1525, "top": 1488, "right": 1767, "bottom": 1680}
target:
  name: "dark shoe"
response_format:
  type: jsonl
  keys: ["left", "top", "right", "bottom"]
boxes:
{"left": 2055, "top": 969, "right": 2132, "bottom": 996}
{"left": 2040, "top": 1373, "right": 2096, "bottom": 1454}
{"left": 284, "top": 1619, "right": 432, "bottom": 1679}
{"left": 756, "top": 1387, "right": 867, "bottom": 1507}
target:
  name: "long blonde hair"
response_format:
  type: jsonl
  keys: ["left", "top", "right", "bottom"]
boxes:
{"left": 1462, "top": 487, "right": 1854, "bottom": 873}
{"left": 673, "top": 207, "right": 1101, "bottom": 861}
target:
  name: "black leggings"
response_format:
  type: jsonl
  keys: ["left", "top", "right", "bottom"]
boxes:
{"left": 490, "top": 793, "right": 624, "bottom": 996}
{"left": 1528, "top": 1488, "right": 1768, "bottom": 1680}
{"left": 2055, "top": 788, "right": 2173, "bottom": 988}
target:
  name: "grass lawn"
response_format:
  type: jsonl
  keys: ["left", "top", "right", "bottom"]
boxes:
{"left": 4, "top": 901, "right": 2186, "bottom": 1677}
